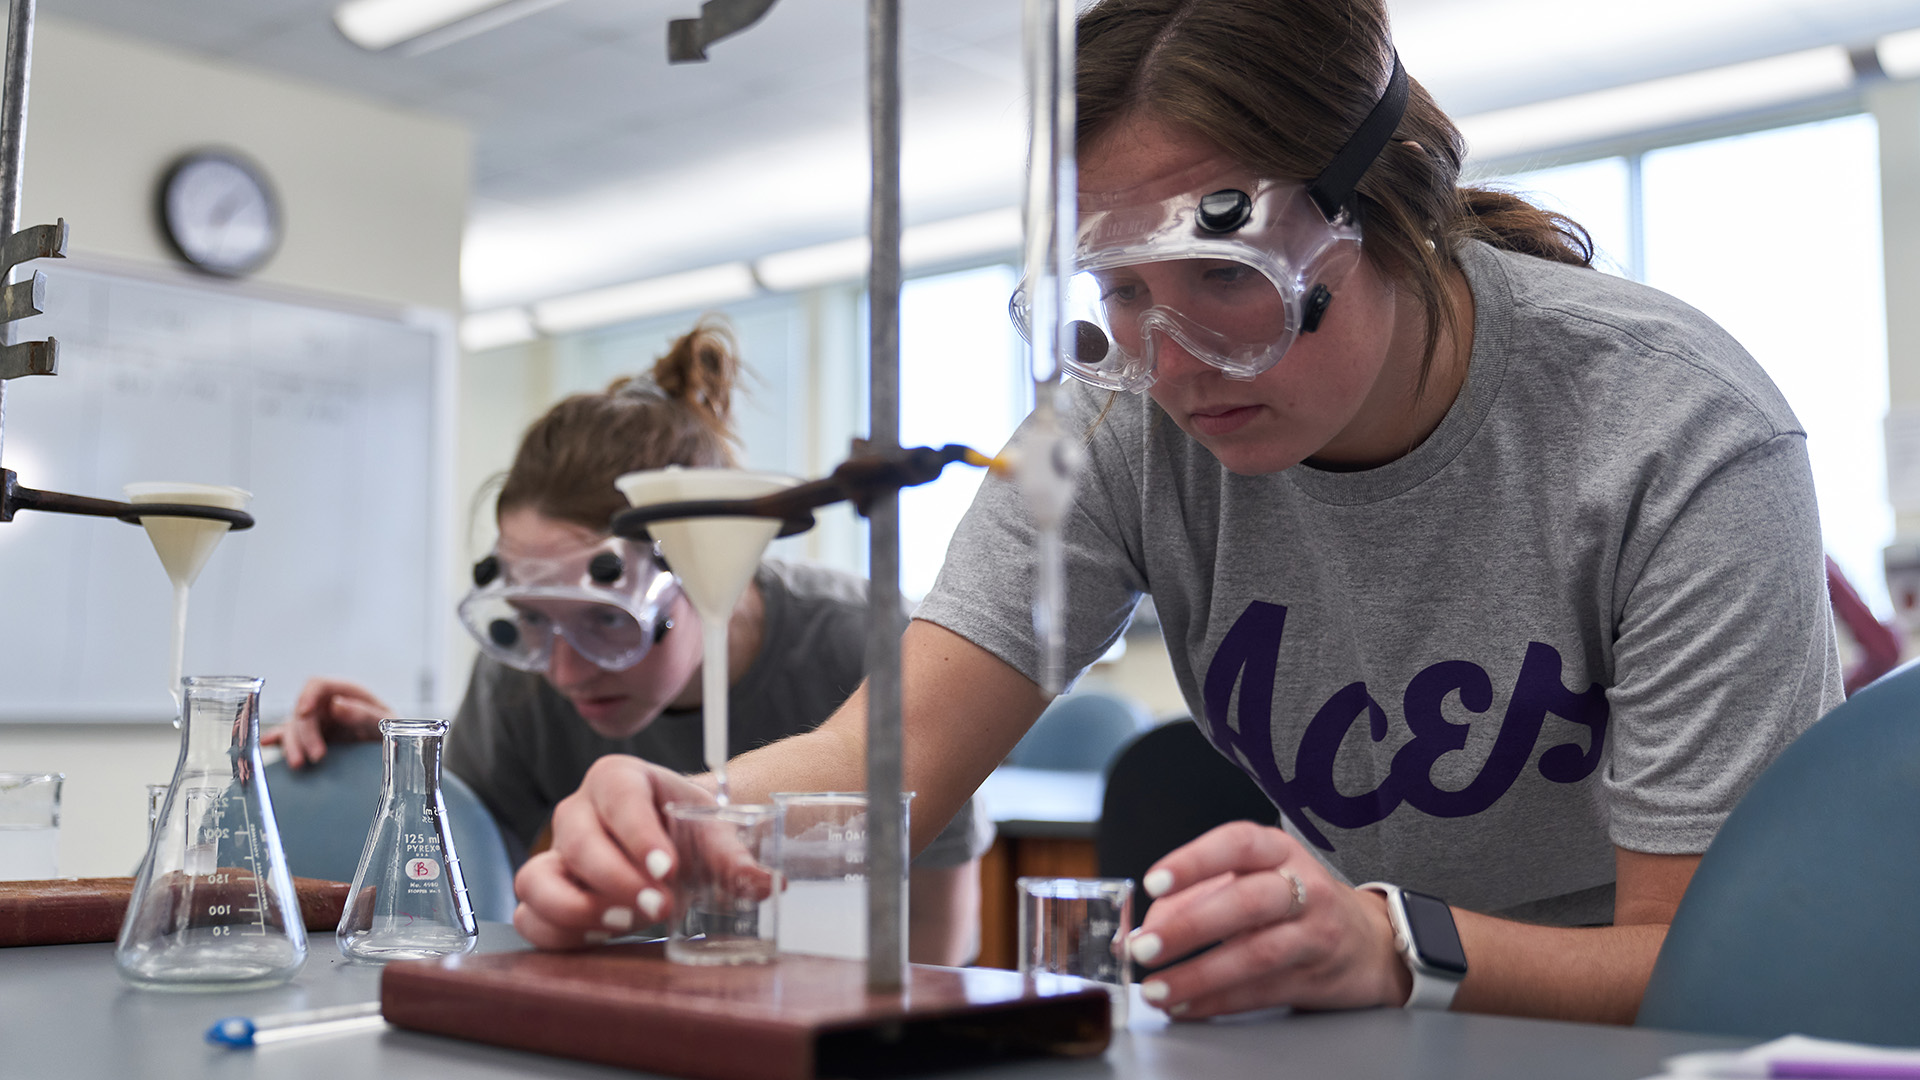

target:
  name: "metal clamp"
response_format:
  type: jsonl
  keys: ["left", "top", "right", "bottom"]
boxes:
{"left": 0, "top": 469, "right": 256, "bottom": 529}
{"left": 667, "top": 0, "right": 781, "bottom": 62}
{"left": 608, "top": 444, "right": 985, "bottom": 541}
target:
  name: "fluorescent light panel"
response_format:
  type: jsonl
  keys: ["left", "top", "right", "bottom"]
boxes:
{"left": 1878, "top": 28, "right": 1920, "bottom": 81}
{"left": 460, "top": 308, "right": 536, "bottom": 352}
{"left": 752, "top": 208, "right": 1025, "bottom": 292}
{"left": 1459, "top": 46, "right": 1854, "bottom": 162}
{"left": 532, "top": 264, "right": 759, "bottom": 335}
{"left": 334, "top": 0, "right": 567, "bottom": 53}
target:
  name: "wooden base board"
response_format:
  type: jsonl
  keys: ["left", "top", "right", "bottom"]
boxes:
{"left": 382, "top": 941, "right": 1112, "bottom": 1080}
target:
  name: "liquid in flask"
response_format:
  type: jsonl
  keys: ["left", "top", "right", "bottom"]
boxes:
{"left": 115, "top": 676, "right": 307, "bottom": 990}
{"left": 336, "top": 718, "right": 478, "bottom": 962}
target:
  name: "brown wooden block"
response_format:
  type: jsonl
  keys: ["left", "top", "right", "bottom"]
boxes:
{"left": 0, "top": 876, "right": 351, "bottom": 946}
{"left": 382, "top": 941, "right": 1111, "bottom": 1080}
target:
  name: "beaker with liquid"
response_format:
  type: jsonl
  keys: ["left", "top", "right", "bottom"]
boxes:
{"left": 336, "top": 718, "right": 477, "bottom": 963}
{"left": 772, "top": 792, "right": 911, "bottom": 961}
{"left": 0, "top": 772, "right": 63, "bottom": 881}
{"left": 116, "top": 676, "right": 307, "bottom": 991}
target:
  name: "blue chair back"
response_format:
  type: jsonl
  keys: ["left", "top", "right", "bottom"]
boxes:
{"left": 1097, "top": 719, "right": 1279, "bottom": 927}
{"left": 262, "top": 740, "right": 518, "bottom": 923}
{"left": 1006, "top": 690, "right": 1153, "bottom": 773}
{"left": 1637, "top": 665, "right": 1920, "bottom": 1043}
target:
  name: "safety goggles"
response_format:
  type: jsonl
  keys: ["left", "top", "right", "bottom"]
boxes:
{"left": 456, "top": 535, "right": 680, "bottom": 673}
{"left": 1013, "top": 53, "right": 1409, "bottom": 394}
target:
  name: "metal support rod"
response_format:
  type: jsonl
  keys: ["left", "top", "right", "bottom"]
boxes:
{"left": 864, "top": 0, "right": 906, "bottom": 992}
{"left": 0, "top": 0, "right": 37, "bottom": 473}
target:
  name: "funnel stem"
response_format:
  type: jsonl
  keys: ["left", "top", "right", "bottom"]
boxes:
{"left": 702, "top": 616, "right": 730, "bottom": 805}
{"left": 168, "top": 581, "right": 189, "bottom": 718}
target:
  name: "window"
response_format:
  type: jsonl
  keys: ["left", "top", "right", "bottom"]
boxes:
{"left": 899, "top": 264, "right": 1031, "bottom": 599}
{"left": 1501, "top": 114, "right": 1892, "bottom": 613}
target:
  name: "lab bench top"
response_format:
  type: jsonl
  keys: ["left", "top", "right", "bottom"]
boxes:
{"left": 977, "top": 766, "right": 1105, "bottom": 840}
{"left": 2, "top": 923, "right": 1750, "bottom": 1079}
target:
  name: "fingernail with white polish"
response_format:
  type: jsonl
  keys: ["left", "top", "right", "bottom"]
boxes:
{"left": 1144, "top": 869, "right": 1174, "bottom": 897}
{"left": 637, "top": 888, "right": 665, "bottom": 920}
{"left": 1169, "top": 1002, "right": 1190, "bottom": 1017}
{"left": 601, "top": 906, "right": 634, "bottom": 932}
{"left": 646, "top": 849, "right": 674, "bottom": 879}
{"left": 582, "top": 930, "right": 612, "bottom": 945}
{"left": 1129, "top": 932, "right": 1163, "bottom": 965}
{"left": 1140, "top": 980, "right": 1170, "bottom": 1003}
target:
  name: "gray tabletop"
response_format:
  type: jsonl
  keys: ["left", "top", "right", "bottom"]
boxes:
{"left": 2, "top": 925, "right": 1750, "bottom": 1079}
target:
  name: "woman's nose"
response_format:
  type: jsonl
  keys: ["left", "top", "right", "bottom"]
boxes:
{"left": 1148, "top": 331, "right": 1211, "bottom": 383}
{"left": 545, "top": 635, "right": 603, "bottom": 687}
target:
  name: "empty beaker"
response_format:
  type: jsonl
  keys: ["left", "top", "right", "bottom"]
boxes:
{"left": 0, "top": 772, "right": 63, "bottom": 881}
{"left": 771, "top": 792, "right": 910, "bottom": 961}
{"left": 1019, "top": 877, "right": 1134, "bottom": 1027}
{"left": 336, "top": 718, "right": 478, "bottom": 963}
{"left": 116, "top": 677, "right": 307, "bottom": 991}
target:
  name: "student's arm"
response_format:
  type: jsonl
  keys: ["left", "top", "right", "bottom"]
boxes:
{"left": 908, "top": 862, "right": 982, "bottom": 966}
{"left": 1124, "top": 826, "right": 1695, "bottom": 1024}
{"left": 514, "top": 620, "right": 1047, "bottom": 948}
{"left": 263, "top": 677, "right": 391, "bottom": 768}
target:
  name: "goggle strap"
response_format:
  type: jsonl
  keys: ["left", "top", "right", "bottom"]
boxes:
{"left": 1306, "top": 51, "right": 1409, "bottom": 222}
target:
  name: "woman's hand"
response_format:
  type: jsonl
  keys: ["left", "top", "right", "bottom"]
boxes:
{"left": 263, "top": 677, "right": 392, "bottom": 769}
{"left": 512, "top": 754, "right": 715, "bottom": 949}
{"left": 1125, "top": 821, "right": 1410, "bottom": 1019}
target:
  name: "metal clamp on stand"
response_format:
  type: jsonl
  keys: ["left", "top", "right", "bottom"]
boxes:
{"left": 0, "top": 216, "right": 61, "bottom": 381}
{"left": 607, "top": 443, "right": 992, "bottom": 542}
{"left": 0, "top": 469, "right": 256, "bottom": 529}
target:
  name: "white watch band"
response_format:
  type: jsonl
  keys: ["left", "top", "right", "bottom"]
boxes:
{"left": 1359, "top": 882, "right": 1462, "bottom": 1010}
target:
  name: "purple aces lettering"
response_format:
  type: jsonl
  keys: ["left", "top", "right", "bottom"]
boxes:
{"left": 1200, "top": 602, "right": 1610, "bottom": 852}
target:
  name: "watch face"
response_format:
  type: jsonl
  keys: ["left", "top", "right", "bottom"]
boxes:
{"left": 1401, "top": 889, "right": 1469, "bottom": 975}
{"left": 159, "top": 152, "right": 280, "bottom": 277}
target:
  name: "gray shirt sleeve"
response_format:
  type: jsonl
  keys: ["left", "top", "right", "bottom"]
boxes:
{"left": 1603, "top": 431, "right": 1842, "bottom": 853}
{"left": 443, "top": 657, "right": 557, "bottom": 854}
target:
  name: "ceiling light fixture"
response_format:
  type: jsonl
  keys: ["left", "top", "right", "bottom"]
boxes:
{"left": 1458, "top": 46, "right": 1854, "bottom": 163}
{"left": 459, "top": 308, "right": 537, "bottom": 352}
{"left": 532, "top": 264, "right": 759, "bottom": 335}
{"left": 333, "top": 0, "right": 572, "bottom": 55}
{"left": 752, "top": 208, "right": 1025, "bottom": 292}
{"left": 1877, "top": 27, "right": 1920, "bottom": 80}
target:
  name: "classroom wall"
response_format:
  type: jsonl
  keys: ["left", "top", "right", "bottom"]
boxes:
{"left": 0, "top": 19, "right": 469, "bottom": 877}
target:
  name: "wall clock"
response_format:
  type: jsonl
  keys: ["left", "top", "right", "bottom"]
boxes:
{"left": 157, "top": 150, "right": 281, "bottom": 277}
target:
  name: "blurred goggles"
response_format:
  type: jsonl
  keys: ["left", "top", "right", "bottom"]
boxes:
{"left": 1015, "top": 180, "right": 1362, "bottom": 393}
{"left": 457, "top": 536, "right": 679, "bottom": 673}
{"left": 1012, "top": 52, "right": 1408, "bottom": 394}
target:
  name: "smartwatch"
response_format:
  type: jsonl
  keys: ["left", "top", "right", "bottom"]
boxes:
{"left": 1358, "top": 882, "right": 1468, "bottom": 1009}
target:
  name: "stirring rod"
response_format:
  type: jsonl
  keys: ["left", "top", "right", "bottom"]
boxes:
{"left": 206, "top": 1002, "right": 385, "bottom": 1048}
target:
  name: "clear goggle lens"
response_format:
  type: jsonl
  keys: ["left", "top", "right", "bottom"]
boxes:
{"left": 1061, "top": 258, "right": 1298, "bottom": 391}
{"left": 460, "top": 592, "right": 663, "bottom": 673}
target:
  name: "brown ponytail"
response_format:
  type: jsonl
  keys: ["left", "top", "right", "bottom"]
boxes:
{"left": 1077, "top": 0, "right": 1594, "bottom": 388}
{"left": 497, "top": 315, "right": 747, "bottom": 532}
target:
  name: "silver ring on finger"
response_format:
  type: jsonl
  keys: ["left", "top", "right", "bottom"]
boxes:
{"left": 1278, "top": 868, "right": 1307, "bottom": 919}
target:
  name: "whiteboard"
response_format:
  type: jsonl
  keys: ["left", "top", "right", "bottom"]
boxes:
{"left": 0, "top": 262, "right": 448, "bottom": 723}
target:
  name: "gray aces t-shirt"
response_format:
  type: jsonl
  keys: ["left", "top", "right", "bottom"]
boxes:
{"left": 917, "top": 240, "right": 1842, "bottom": 925}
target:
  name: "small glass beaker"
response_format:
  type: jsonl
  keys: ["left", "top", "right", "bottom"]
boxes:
{"left": 771, "top": 792, "right": 911, "bottom": 961}
{"left": 336, "top": 718, "right": 478, "bottom": 963}
{"left": 665, "top": 802, "right": 779, "bottom": 966}
{"left": 1019, "top": 876, "right": 1134, "bottom": 1027}
{"left": 0, "top": 772, "right": 63, "bottom": 881}
{"left": 116, "top": 677, "right": 307, "bottom": 991}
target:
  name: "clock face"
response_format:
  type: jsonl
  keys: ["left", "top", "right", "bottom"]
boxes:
{"left": 158, "top": 152, "right": 280, "bottom": 277}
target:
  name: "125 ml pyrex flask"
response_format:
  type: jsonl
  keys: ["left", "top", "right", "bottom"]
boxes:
{"left": 115, "top": 677, "right": 307, "bottom": 990}
{"left": 336, "top": 718, "right": 478, "bottom": 962}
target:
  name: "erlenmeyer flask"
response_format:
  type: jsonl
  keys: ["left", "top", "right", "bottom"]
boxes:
{"left": 115, "top": 676, "right": 307, "bottom": 990}
{"left": 336, "top": 718, "right": 478, "bottom": 962}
